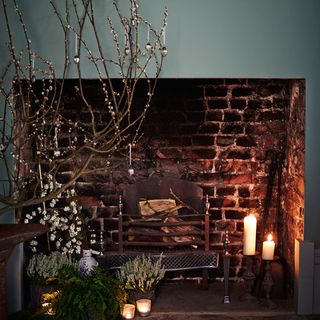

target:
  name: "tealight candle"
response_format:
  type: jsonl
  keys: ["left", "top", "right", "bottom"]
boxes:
{"left": 243, "top": 214, "right": 257, "bottom": 255}
{"left": 42, "top": 302, "right": 55, "bottom": 315}
{"left": 121, "top": 304, "right": 135, "bottom": 319}
{"left": 262, "top": 233, "right": 275, "bottom": 260}
{"left": 136, "top": 298, "right": 152, "bottom": 317}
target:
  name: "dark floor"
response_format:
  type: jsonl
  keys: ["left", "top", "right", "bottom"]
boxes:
{"left": 134, "top": 281, "right": 320, "bottom": 320}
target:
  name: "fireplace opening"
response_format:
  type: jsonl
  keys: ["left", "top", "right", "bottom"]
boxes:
{"left": 22, "top": 78, "right": 305, "bottom": 294}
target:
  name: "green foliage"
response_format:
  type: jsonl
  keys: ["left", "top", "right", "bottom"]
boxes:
{"left": 27, "top": 251, "right": 75, "bottom": 285}
{"left": 53, "top": 265, "right": 126, "bottom": 320}
{"left": 116, "top": 255, "right": 165, "bottom": 293}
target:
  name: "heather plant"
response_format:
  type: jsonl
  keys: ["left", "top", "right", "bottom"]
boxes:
{"left": 27, "top": 251, "right": 75, "bottom": 285}
{"left": 116, "top": 254, "right": 165, "bottom": 293}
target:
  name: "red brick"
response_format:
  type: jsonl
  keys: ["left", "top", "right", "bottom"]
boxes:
{"left": 216, "top": 220, "right": 237, "bottom": 231}
{"left": 239, "top": 198, "right": 260, "bottom": 208}
{"left": 225, "top": 210, "right": 246, "bottom": 220}
{"left": 238, "top": 186, "right": 250, "bottom": 198}
{"left": 216, "top": 136, "right": 235, "bottom": 146}
{"left": 224, "top": 174, "right": 253, "bottom": 184}
{"left": 221, "top": 124, "right": 243, "bottom": 134}
{"left": 208, "top": 98, "right": 228, "bottom": 109}
{"left": 222, "top": 198, "right": 236, "bottom": 207}
{"left": 206, "top": 111, "right": 223, "bottom": 121}
{"left": 216, "top": 186, "right": 236, "bottom": 196}
{"left": 232, "top": 87, "right": 253, "bottom": 97}
{"left": 231, "top": 99, "right": 246, "bottom": 110}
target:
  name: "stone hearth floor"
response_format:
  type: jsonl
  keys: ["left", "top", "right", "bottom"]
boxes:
{"left": 134, "top": 281, "right": 320, "bottom": 320}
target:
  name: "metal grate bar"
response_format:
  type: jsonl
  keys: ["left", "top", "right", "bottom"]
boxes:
{"left": 102, "top": 251, "right": 219, "bottom": 272}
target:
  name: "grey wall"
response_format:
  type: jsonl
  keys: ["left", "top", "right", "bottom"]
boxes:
{"left": 1, "top": 0, "right": 320, "bottom": 313}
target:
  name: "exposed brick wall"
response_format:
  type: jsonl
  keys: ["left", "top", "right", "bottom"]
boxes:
{"left": 55, "top": 78, "right": 304, "bottom": 281}
{"left": 280, "top": 80, "right": 305, "bottom": 288}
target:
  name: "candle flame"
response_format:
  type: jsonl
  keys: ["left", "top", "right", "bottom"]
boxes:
{"left": 267, "top": 233, "right": 273, "bottom": 241}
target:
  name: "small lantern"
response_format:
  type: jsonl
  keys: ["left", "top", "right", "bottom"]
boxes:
{"left": 136, "top": 299, "right": 152, "bottom": 317}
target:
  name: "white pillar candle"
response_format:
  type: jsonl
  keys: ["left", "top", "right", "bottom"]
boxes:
{"left": 121, "top": 304, "right": 135, "bottom": 319}
{"left": 262, "top": 233, "right": 275, "bottom": 260}
{"left": 136, "top": 299, "right": 152, "bottom": 316}
{"left": 243, "top": 214, "right": 257, "bottom": 255}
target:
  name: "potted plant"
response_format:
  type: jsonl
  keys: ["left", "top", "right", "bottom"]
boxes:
{"left": 53, "top": 265, "right": 126, "bottom": 320}
{"left": 116, "top": 254, "right": 165, "bottom": 301}
{"left": 27, "top": 251, "right": 75, "bottom": 308}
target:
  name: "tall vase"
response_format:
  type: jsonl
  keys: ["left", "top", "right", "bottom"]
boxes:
{"left": 79, "top": 249, "right": 98, "bottom": 275}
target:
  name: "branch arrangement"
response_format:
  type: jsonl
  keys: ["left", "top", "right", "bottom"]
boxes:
{"left": 0, "top": 0, "right": 168, "bottom": 254}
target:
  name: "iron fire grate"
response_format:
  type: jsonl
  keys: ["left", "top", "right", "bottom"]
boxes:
{"left": 101, "top": 251, "right": 219, "bottom": 272}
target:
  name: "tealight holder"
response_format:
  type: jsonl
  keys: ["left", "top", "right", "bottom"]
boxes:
{"left": 121, "top": 303, "right": 135, "bottom": 319}
{"left": 136, "top": 298, "right": 152, "bottom": 317}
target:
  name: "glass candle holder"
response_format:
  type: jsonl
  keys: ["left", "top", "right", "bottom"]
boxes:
{"left": 42, "top": 302, "right": 55, "bottom": 315}
{"left": 121, "top": 303, "right": 135, "bottom": 319}
{"left": 136, "top": 299, "right": 152, "bottom": 317}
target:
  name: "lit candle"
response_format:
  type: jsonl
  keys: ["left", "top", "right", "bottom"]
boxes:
{"left": 136, "top": 299, "right": 152, "bottom": 317}
{"left": 243, "top": 214, "right": 257, "bottom": 255}
{"left": 262, "top": 233, "right": 275, "bottom": 260}
{"left": 121, "top": 304, "right": 135, "bottom": 319}
{"left": 42, "top": 302, "right": 55, "bottom": 315}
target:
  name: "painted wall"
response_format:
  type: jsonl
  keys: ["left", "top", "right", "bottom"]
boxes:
{"left": 1, "top": 0, "right": 320, "bottom": 313}
{"left": 5, "top": 0, "right": 317, "bottom": 245}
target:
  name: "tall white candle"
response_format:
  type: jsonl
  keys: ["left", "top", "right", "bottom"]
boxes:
{"left": 243, "top": 214, "right": 257, "bottom": 255}
{"left": 262, "top": 233, "right": 275, "bottom": 260}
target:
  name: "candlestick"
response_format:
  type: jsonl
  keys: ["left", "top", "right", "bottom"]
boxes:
{"left": 136, "top": 299, "right": 152, "bottom": 317}
{"left": 243, "top": 214, "right": 257, "bottom": 256}
{"left": 223, "top": 231, "right": 231, "bottom": 304}
{"left": 262, "top": 260, "right": 276, "bottom": 309}
{"left": 121, "top": 304, "right": 135, "bottom": 319}
{"left": 163, "top": 26, "right": 166, "bottom": 45}
{"left": 239, "top": 254, "right": 257, "bottom": 301}
{"left": 262, "top": 233, "right": 275, "bottom": 260}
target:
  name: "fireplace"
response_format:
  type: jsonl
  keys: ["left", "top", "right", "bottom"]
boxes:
{"left": 23, "top": 78, "right": 305, "bottom": 287}
{"left": 60, "top": 78, "right": 303, "bottom": 286}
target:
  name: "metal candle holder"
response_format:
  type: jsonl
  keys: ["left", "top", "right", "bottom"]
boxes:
{"left": 223, "top": 231, "right": 231, "bottom": 304}
{"left": 262, "top": 260, "right": 276, "bottom": 309}
{"left": 239, "top": 254, "right": 257, "bottom": 301}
